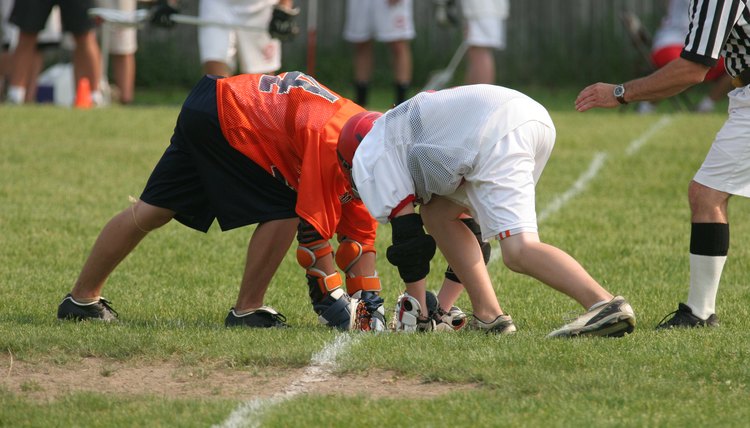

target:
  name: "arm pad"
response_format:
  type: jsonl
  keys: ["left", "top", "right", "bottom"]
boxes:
{"left": 386, "top": 214, "right": 436, "bottom": 283}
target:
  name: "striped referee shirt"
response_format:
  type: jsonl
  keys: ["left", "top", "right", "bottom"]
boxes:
{"left": 682, "top": 0, "right": 750, "bottom": 77}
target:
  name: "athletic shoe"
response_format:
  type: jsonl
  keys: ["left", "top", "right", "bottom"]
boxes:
{"left": 312, "top": 288, "right": 352, "bottom": 330}
{"left": 655, "top": 303, "right": 719, "bottom": 329}
{"left": 225, "top": 306, "right": 288, "bottom": 328}
{"left": 547, "top": 296, "right": 636, "bottom": 338}
{"left": 350, "top": 290, "right": 386, "bottom": 332}
{"left": 468, "top": 314, "right": 517, "bottom": 334}
{"left": 57, "top": 294, "right": 118, "bottom": 321}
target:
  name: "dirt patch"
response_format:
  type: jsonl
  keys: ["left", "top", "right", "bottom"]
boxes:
{"left": 1, "top": 355, "right": 480, "bottom": 402}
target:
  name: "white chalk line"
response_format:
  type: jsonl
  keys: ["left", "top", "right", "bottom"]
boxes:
{"left": 213, "top": 333, "right": 359, "bottom": 428}
{"left": 216, "top": 116, "right": 674, "bottom": 427}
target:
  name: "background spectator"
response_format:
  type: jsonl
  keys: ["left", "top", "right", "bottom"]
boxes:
{"left": 343, "top": 0, "right": 414, "bottom": 107}
{"left": 198, "top": 0, "right": 295, "bottom": 77}
{"left": 8, "top": 0, "right": 102, "bottom": 105}
{"left": 461, "top": 0, "right": 508, "bottom": 85}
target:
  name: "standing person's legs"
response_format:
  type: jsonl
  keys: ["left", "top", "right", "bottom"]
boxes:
{"left": 388, "top": 39, "right": 411, "bottom": 104}
{"left": 465, "top": 46, "right": 494, "bottom": 84}
{"left": 352, "top": 40, "right": 373, "bottom": 106}
{"left": 7, "top": 31, "right": 38, "bottom": 103}
{"left": 659, "top": 87, "right": 750, "bottom": 327}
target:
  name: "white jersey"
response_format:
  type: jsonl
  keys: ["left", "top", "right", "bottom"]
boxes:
{"left": 353, "top": 85, "right": 553, "bottom": 225}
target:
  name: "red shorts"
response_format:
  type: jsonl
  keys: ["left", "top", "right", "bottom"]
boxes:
{"left": 651, "top": 45, "right": 726, "bottom": 81}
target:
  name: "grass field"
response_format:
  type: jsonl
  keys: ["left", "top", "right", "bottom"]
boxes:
{"left": 1, "top": 99, "right": 749, "bottom": 427}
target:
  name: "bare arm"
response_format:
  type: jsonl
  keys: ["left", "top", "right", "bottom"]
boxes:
{"left": 575, "top": 57, "right": 711, "bottom": 112}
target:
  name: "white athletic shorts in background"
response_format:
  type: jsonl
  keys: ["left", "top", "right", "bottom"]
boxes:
{"left": 343, "top": 0, "right": 415, "bottom": 43}
{"left": 96, "top": 0, "right": 137, "bottom": 55}
{"left": 693, "top": 85, "right": 750, "bottom": 198}
{"left": 462, "top": 0, "right": 508, "bottom": 49}
{"left": 198, "top": 0, "right": 280, "bottom": 74}
{"left": 445, "top": 120, "right": 555, "bottom": 241}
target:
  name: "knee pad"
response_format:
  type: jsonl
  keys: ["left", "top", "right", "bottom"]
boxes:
{"left": 387, "top": 214, "right": 437, "bottom": 283}
{"left": 336, "top": 239, "right": 381, "bottom": 295}
{"left": 335, "top": 239, "right": 376, "bottom": 274}
{"left": 296, "top": 239, "right": 333, "bottom": 270}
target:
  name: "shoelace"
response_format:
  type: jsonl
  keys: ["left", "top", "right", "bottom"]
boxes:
{"left": 656, "top": 308, "right": 683, "bottom": 326}
{"left": 268, "top": 312, "right": 287, "bottom": 324}
{"left": 98, "top": 298, "right": 119, "bottom": 317}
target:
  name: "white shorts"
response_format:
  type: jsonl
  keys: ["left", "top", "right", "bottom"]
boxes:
{"left": 445, "top": 120, "right": 556, "bottom": 241}
{"left": 462, "top": 0, "right": 508, "bottom": 49}
{"left": 343, "top": 0, "right": 415, "bottom": 43}
{"left": 96, "top": 0, "right": 137, "bottom": 55}
{"left": 198, "top": 0, "right": 280, "bottom": 74}
{"left": 693, "top": 86, "right": 750, "bottom": 197}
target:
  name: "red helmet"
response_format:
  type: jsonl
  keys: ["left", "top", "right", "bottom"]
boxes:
{"left": 337, "top": 111, "right": 382, "bottom": 194}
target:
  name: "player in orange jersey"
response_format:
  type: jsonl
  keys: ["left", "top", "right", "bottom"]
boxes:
{"left": 56, "top": 71, "right": 385, "bottom": 331}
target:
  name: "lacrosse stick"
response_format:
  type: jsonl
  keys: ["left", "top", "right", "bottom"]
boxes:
{"left": 421, "top": 41, "right": 468, "bottom": 91}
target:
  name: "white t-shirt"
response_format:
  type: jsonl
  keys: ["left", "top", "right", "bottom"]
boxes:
{"left": 353, "top": 85, "right": 553, "bottom": 226}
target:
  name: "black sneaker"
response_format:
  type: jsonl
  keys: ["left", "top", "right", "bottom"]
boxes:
{"left": 655, "top": 303, "right": 719, "bottom": 329}
{"left": 57, "top": 294, "right": 118, "bottom": 321}
{"left": 225, "top": 306, "right": 288, "bottom": 328}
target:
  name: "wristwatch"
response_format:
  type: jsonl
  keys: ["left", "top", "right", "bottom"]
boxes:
{"left": 614, "top": 84, "right": 627, "bottom": 105}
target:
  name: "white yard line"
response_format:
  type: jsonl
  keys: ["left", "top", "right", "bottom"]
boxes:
{"left": 216, "top": 116, "right": 674, "bottom": 427}
{"left": 625, "top": 116, "right": 672, "bottom": 157}
{"left": 214, "top": 333, "right": 359, "bottom": 428}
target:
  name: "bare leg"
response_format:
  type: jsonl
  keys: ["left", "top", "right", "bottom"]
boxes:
{"left": 111, "top": 53, "right": 135, "bottom": 104}
{"left": 72, "top": 31, "right": 101, "bottom": 93}
{"left": 353, "top": 40, "right": 374, "bottom": 83}
{"left": 436, "top": 278, "right": 464, "bottom": 311}
{"left": 388, "top": 39, "right": 412, "bottom": 85}
{"left": 71, "top": 201, "right": 175, "bottom": 299}
{"left": 465, "top": 46, "right": 495, "bottom": 85}
{"left": 9, "top": 32, "right": 39, "bottom": 91}
{"left": 203, "top": 60, "right": 231, "bottom": 77}
{"left": 499, "top": 232, "right": 612, "bottom": 309}
{"left": 421, "top": 196, "right": 503, "bottom": 321}
{"left": 234, "top": 218, "right": 299, "bottom": 311}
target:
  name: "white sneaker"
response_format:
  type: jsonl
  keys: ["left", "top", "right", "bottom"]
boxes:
{"left": 547, "top": 296, "right": 636, "bottom": 338}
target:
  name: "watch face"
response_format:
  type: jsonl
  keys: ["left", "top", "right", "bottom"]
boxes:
{"left": 614, "top": 85, "right": 625, "bottom": 97}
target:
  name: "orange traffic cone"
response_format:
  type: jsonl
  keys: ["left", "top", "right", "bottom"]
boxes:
{"left": 75, "top": 77, "right": 92, "bottom": 109}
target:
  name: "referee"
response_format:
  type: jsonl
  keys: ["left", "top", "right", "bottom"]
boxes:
{"left": 575, "top": 0, "right": 750, "bottom": 329}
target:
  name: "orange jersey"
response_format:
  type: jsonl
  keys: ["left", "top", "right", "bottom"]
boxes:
{"left": 216, "top": 71, "right": 376, "bottom": 244}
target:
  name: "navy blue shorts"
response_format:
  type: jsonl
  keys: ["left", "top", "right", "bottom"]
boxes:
{"left": 140, "top": 75, "right": 298, "bottom": 232}
{"left": 11, "top": 0, "right": 95, "bottom": 35}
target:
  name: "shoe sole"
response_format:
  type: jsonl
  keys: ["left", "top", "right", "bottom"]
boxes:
{"left": 551, "top": 314, "right": 636, "bottom": 338}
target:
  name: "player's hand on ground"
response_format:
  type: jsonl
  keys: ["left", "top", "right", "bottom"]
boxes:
{"left": 269, "top": 4, "right": 300, "bottom": 41}
{"left": 575, "top": 83, "right": 619, "bottom": 112}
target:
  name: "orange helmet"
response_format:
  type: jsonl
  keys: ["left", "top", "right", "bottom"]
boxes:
{"left": 337, "top": 111, "right": 382, "bottom": 197}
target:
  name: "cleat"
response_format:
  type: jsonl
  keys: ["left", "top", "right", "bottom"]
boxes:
{"left": 350, "top": 290, "right": 386, "bottom": 332}
{"left": 468, "top": 314, "right": 517, "bottom": 334}
{"left": 225, "top": 306, "right": 288, "bottom": 328}
{"left": 547, "top": 296, "right": 636, "bottom": 338}
{"left": 57, "top": 294, "right": 118, "bottom": 321}
{"left": 393, "top": 292, "right": 423, "bottom": 332}
{"left": 312, "top": 288, "right": 352, "bottom": 330}
{"left": 655, "top": 303, "right": 719, "bottom": 329}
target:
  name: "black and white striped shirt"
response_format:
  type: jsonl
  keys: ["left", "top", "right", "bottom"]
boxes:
{"left": 682, "top": 0, "right": 750, "bottom": 77}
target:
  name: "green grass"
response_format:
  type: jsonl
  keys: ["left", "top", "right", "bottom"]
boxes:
{"left": 1, "top": 103, "right": 749, "bottom": 427}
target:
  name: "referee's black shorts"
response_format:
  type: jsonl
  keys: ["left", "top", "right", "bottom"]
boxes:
{"left": 140, "top": 75, "right": 298, "bottom": 233}
{"left": 11, "top": 0, "right": 96, "bottom": 35}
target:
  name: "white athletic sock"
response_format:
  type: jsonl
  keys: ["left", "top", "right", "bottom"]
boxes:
{"left": 7, "top": 85, "right": 25, "bottom": 104}
{"left": 687, "top": 253, "right": 726, "bottom": 319}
